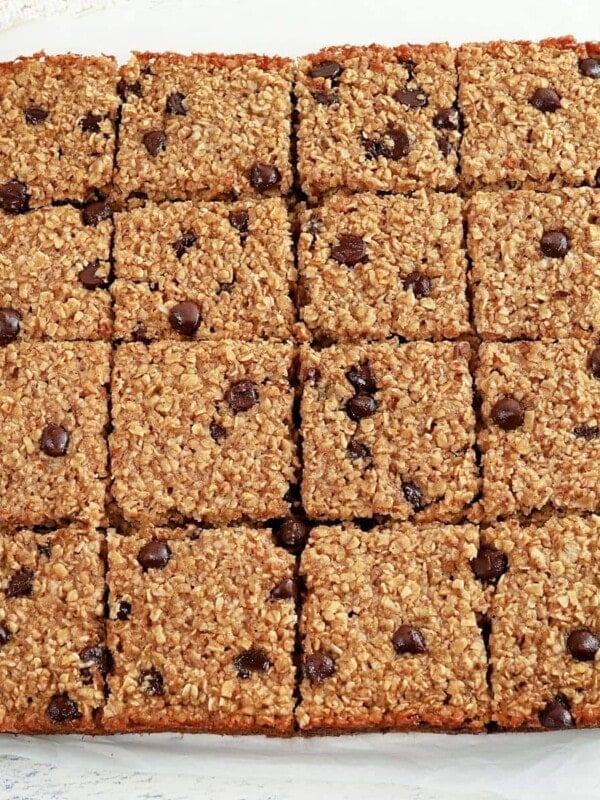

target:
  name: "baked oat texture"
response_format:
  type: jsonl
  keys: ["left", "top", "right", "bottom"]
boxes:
{"left": 104, "top": 526, "right": 296, "bottom": 734}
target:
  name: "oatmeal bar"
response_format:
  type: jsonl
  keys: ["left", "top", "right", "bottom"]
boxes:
{"left": 0, "top": 342, "right": 110, "bottom": 528}
{"left": 115, "top": 52, "right": 293, "bottom": 202}
{"left": 300, "top": 341, "right": 478, "bottom": 522}
{"left": 296, "top": 522, "right": 488, "bottom": 732}
{"left": 112, "top": 199, "right": 294, "bottom": 341}
{"left": 0, "top": 53, "right": 118, "bottom": 210}
{"left": 488, "top": 515, "right": 600, "bottom": 730}
{"left": 468, "top": 189, "right": 600, "bottom": 341}
{"left": 298, "top": 191, "right": 469, "bottom": 342}
{"left": 0, "top": 205, "right": 112, "bottom": 341}
{"left": 459, "top": 38, "right": 600, "bottom": 191}
{"left": 0, "top": 526, "right": 105, "bottom": 733}
{"left": 104, "top": 526, "right": 296, "bottom": 733}
{"left": 110, "top": 341, "right": 297, "bottom": 524}
{"left": 475, "top": 340, "right": 600, "bottom": 520}
{"left": 296, "top": 44, "right": 459, "bottom": 200}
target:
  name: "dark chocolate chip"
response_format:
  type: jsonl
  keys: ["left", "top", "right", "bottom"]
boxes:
{"left": 79, "top": 113, "right": 102, "bottom": 133}
{"left": 574, "top": 424, "right": 599, "bottom": 441}
{"left": 117, "top": 600, "right": 132, "bottom": 620}
{"left": 403, "top": 271, "right": 431, "bottom": 298}
{"left": 392, "top": 624, "right": 427, "bottom": 654}
{"left": 309, "top": 60, "right": 342, "bottom": 80}
{"left": 437, "top": 135, "right": 452, "bottom": 157}
{"left": 393, "top": 88, "right": 428, "bottom": 107}
{"left": 82, "top": 200, "right": 111, "bottom": 227}
{"left": 47, "top": 692, "right": 82, "bottom": 724}
{"left": 346, "top": 363, "right": 377, "bottom": 395}
{"left": 143, "top": 129, "right": 166, "bottom": 156}
{"left": 470, "top": 545, "right": 508, "bottom": 584}
{"left": 249, "top": 163, "right": 281, "bottom": 193}
{"left": 567, "top": 628, "right": 600, "bottom": 661}
{"left": 138, "top": 667, "right": 164, "bottom": 695}
{"left": 346, "top": 394, "right": 377, "bottom": 422}
{"left": 433, "top": 107, "right": 459, "bottom": 130}
{"left": 233, "top": 647, "right": 272, "bottom": 678}
{"left": 172, "top": 228, "right": 197, "bottom": 258}
{"left": 579, "top": 58, "right": 600, "bottom": 79}
{"left": 540, "top": 230, "right": 569, "bottom": 258}
{"left": 539, "top": 696, "right": 575, "bottom": 729}
{"left": 229, "top": 209, "right": 249, "bottom": 234}
{"left": 117, "top": 78, "right": 142, "bottom": 101}
{"left": 274, "top": 518, "right": 310, "bottom": 554}
{"left": 79, "top": 644, "right": 113, "bottom": 678}
{"left": 378, "top": 127, "right": 410, "bottom": 159}
{"left": 589, "top": 347, "right": 600, "bottom": 378}
{"left": 269, "top": 577, "right": 296, "bottom": 601}
{"left": 6, "top": 567, "right": 33, "bottom": 598}
{"left": 137, "top": 540, "right": 171, "bottom": 570}
{"left": 362, "top": 137, "right": 380, "bottom": 160}
{"left": 303, "top": 653, "right": 335, "bottom": 684}
{"left": 209, "top": 420, "right": 228, "bottom": 444}
{"left": 595, "top": 168, "right": 600, "bottom": 188}
{"left": 165, "top": 91, "right": 187, "bottom": 115}
{"left": 399, "top": 59, "right": 416, "bottom": 76}
{"left": 40, "top": 424, "right": 69, "bottom": 457}
{"left": 530, "top": 88, "right": 561, "bottom": 113}
{"left": 311, "top": 90, "right": 339, "bottom": 106}
{"left": 490, "top": 397, "right": 525, "bottom": 431}
{"left": 78, "top": 261, "right": 108, "bottom": 290}
{"left": 168, "top": 301, "right": 201, "bottom": 336}
{"left": 330, "top": 233, "right": 367, "bottom": 267}
{"left": 37, "top": 543, "right": 51, "bottom": 558}
{"left": 0, "top": 181, "right": 29, "bottom": 214}
{"left": 24, "top": 106, "right": 48, "bottom": 125}
{"left": 225, "top": 379, "right": 259, "bottom": 413}
{"left": 0, "top": 308, "right": 20, "bottom": 346}
{"left": 0, "top": 624, "right": 9, "bottom": 646}
{"left": 346, "top": 440, "right": 371, "bottom": 460}
{"left": 402, "top": 481, "right": 424, "bottom": 511}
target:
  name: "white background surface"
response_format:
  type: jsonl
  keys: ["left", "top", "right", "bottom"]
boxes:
{"left": 1, "top": 1, "right": 600, "bottom": 798}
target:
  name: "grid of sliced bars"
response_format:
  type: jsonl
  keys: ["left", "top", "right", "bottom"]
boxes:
{"left": 1, "top": 40, "right": 600, "bottom": 736}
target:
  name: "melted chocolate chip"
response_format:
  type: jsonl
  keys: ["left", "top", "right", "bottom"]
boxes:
{"left": 538, "top": 695, "right": 575, "bottom": 729}
{"left": 309, "top": 60, "right": 342, "bottom": 80}
{"left": 137, "top": 540, "right": 171, "bottom": 570}
{"left": 138, "top": 666, "right": 164, "bottom": 695}
{"left": 269, "top": 577, "right": 296, "bottom": 601}
{"left": 346, "top": 394, "right": 377, "bottom": 422}
{"left": 346, "top": 362, "right": 377, "bottom": 394}
{"left": 165, "top": 91, "right": 187, "bottom": 115}
{"left": 143, "top": 129, "right": 166, "bottom": 156}
{"left": 47, "top": 693, "right": 82, "bottom": 724}
{"left": 393, "top": 88, "right": 428, "bottom": 107}
{"left": 437, "top": 135, "right": 453, "bottom": 157}
{"left": 79, "top": 644, "right": 113, "bottom": 678}
{"left": 82, "top": 200, "right": 111, "bottom": 227}
{"left": 117, "top": 600, "right": 132, "bottom": 620}
{"left": 346, "top": 440, "right": 371, "bottom": 460}
{"left": 172, "top": 229, "right": 197, "bottom": 259}
{"left": 490, "top": 397, "right": 525, "bottom": 431}
{"left": 392, "top": 624, "right": 427, "bottom": 654}
{"left": 574, "top": 424, "right": 599, "bottom": 441}
{"left": 6, "top": 567, "right": 33, "bottom": 598}
{"left": 530, "top": 88, "right": 561, "bottom": 113}
{"left": 567, "top": 628, "right": 600, "bottom": 661}
{"left": 274, "top": 518, "right": 310, "bottom": 554}
{"left": 403, "top": 271, "right": 431, "bottom": 298}
{"left": 40, "top": 424, "right": 69, "bottom": 457}
{"left": 433, "top": 107, "right": 459, "bottom": 130}
{"left": 402, "top": 481, "right": 424, "bottom": 511}
{"left": 209, "top": 420, "right": 228, "bottom": 443}
{"left": 233, "top": 647, "right": 272, "bottom": 678}
{"left": 168, "top": 301, "right": 201, "bottom": 336}
{"left": 225, "top": 379, "right": 259, "bottom": 413}
{"left": 330, "top": 233, "right": 367, "bottom": 266}
{"left": 229, "top": 209, "right": 249, "bottom": 234}
{"left": 303, "top": 653, "right": 335, "bottom": 684}
{"left": 249, "top": 163, "right": 281, "bottom": 193}
{"left": 378, "top": 127, "right": 410, "bottom": 159}
{"left": 79, "top": 113, "right": 102, "bottom": 133}
{"left": 24, "top": 106, "right": 48, "bottom": 125}
{"left": 79, "top": 261, "right": 108, "bottom": 290}
{"left": 311, "top": 90, "right": 339, "bottom": 106}
{"left": 0, "top": 181, "right": 29, "bottom": 214}
{"left": 117, "top": 79, "right": 142, "bottom": 101}
{"left": 470, "top": 545, "right": 508, "bottom": 584}
{"left": 579, "top": 58, "right": 600, "bottom": 78}
{"left": 0, "top": 308, "right": 21, "bottom": 345}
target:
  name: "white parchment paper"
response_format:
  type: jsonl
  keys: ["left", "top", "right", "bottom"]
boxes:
{"left": 1, "top": 2, "right": 600, "bottom": 798}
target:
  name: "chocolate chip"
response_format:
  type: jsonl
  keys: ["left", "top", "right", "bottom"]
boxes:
{"left": 37, "top": 543, "right": 51, "bottom": 558}
{"left": 470, "top": 545, "right": 508, "bottom": 584}
{"left": 0, "top": 625, "right": 9, "bottom": 646}
{"left": 378, "top": 127, "right": 410, "bottom": 159}
{"left": 330, "top": 233, "right": 367, "bottom": 267}
{"left": 540, "top": 230, "right": 569, "bottom": 258}
{"left": 233, "top": 647, "right": 272, "bottom": 678}
{"left": 168, "top": 301, "right": 201, "bottom": 336}
{"left": 303, "top": 653, "right": 335, "bottom": 684}
{"left": 539, "top": 696, "right": 575, "bottom": 729}
{"left": 437, "top": 136, "right": 452, "bottom": 157}
{"left": 172, "top": 228, "right": 197, "bottom": 258}
{"left": 209, "top": 420, "right": 228, "bottom": 444}
{"left": 117, "top": 600, "right": 132, "bottom": 620}
{"left": 309, "top": 60, "right": 342, "bottom": 80}
{"left": 402, "top": 481, "right": 424, "bottom": 511}
{"left": 433, "top": 107, "right": 459, "bottom": 130}
{"left": 165, "top": 91, "right": 187, "bottom": 115}
{"left": 393, "top": 88, "right": 428, "bottom": 107}
{"left": 579, "top": 58, "right": 600, "bottom": 78}
{"left": 490, "top": 397, "right": 525, "bottom": 431}
{"left": 574, "top": 424, "right": 599, "bottom": 441}
{"left": 82, "top": 200, "right": 111, "bottom": 227}
{"left": 79, "top": 113, "right": 102, "bottom": 133}
{"left": 137, "top": 540, "right": 171, "bottom": 570}
{"left": 362, "top": 137, "right": 380, "bottom": 160}
{"left": 0, "top": 181, "right": 29, "bottom": 214}
{"left": 399, "top": 59, "right": 416, "bottom": 76}
{"left": 6, "top": 567, "right": 33, "bottom": 598}
{"left": 79, "top": 644, "right": 113, "bottom": 678}
{"left": 138, "top": 667, "right": 164, "bottom": 695}
{"left": 403, "top": 271, "right": 431, "bottom": 298}
{"left": 269, "top": 577, "right": 296, "bottom": 601}
{"left": 589, "top": 347, "right": 600, "bottom": 378}
{"left": 567, "top": 628, "right": 600, "bottom": 661}
{"left": 346, "top": 394, "right": 377, "bottom": 422}
{"left": 392, "top": 624, "right": 427, "bottom": 654}
{"left": 274, "top": 518, "right": 310, "bottom": 554}
{"left": 346, "top": 441, "right": 371, "bottom": 460}
{"left": 311, "top": 90, "right": 339, "bottom": 106}
{"left": 346, "top": 363, "right": 377, "bottom": 395}
{"left": 117, "top": 78, "right": 142, "bottom": 100}
{"left": 249, "top": 163, "right": 281, "bottom": 193}
{"left": 24, "top": 106, "right": 48, "bottom": 125}
{"left": 143, "top": 130, "right": 166, "bottom": 156}
{"left": 79, "top": 261, "right": 108, "bottom": 290}
{"left": 530, "top": 88, "right": 561, "bottom": 113}
{"left": 225, "top": 379, "right": 259, "bottom": 413}
{"left": 0, "top": 308, "right": 20, "bottom": 346}
{"left": 47, "top": 693, "right": 82, "bottom": 724}
{"left": 40, "top": 423, "right": 69, "bottom": 457}
{"left": 229, "top": 209, "right": 249, "bottom": 234}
